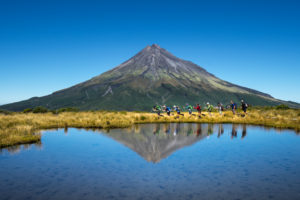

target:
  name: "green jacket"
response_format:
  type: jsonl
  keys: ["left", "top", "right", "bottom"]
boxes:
{"left": 186, "top": 105, "right": 193, "bottom": 110}
{"left": 156, "top": 106, "right": 161, "bottom": 111}
{"left": 207, "top": 105, "right": 213, "bottom": 111}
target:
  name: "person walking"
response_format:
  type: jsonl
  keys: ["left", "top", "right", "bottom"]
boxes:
{"left": 194, "top": 103, "right": 202, "bottom": 118}
{"left": 186, "top": 104, "right": 193, "bottom": 115}
{"left": 241, "top": 100, "right": 248, "bottom": 114}
{"left": 230, "top": 100, "right": 237, "bottom": 115}
{"left": 206, "top": 102, "right": 213, "bottom": 116}
{"left": 153, "top": 105, "right": 162, "bottom": 116}
{"left": 174, "top": 106, "right": 184, "bottom": 116}
{"left": 164, "top": 105, "right": 171, "bottom": 116}
{"left": 217, "top": 102, "right": 223, "bottom": 115}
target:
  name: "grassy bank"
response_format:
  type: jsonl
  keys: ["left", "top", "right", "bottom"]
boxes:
{"left": 0, "top": 109, "right": 299, "bottom": 148}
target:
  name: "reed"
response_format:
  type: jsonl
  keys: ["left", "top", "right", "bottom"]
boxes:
{"left": 0, "top": 109, "right": 299, "bottom": 148}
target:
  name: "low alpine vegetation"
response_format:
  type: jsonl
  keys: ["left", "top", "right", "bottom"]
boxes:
{"left": 0, "top": 108, "right": 299, "bottom": 148}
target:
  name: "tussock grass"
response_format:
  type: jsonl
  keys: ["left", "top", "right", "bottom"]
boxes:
{"left": 0, "top": 109, "right": 299, "bottom": 148}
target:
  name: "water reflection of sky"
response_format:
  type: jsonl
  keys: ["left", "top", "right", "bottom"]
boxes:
{"left": 0, "top": 124, "right": 300, "bottom": 200}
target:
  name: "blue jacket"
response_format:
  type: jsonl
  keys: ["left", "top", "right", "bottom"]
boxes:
{"left": 231, "top": 103, "right": 237, "bottom": 109}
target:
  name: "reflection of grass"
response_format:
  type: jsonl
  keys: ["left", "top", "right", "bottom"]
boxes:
{"left": 0, "top": 109, "right": 299, "bottom": 148}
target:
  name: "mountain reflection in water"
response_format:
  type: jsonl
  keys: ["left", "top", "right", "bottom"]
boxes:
{"left": 103, "top": 123, "right": 209, "bottom": 163}
{"left": 100, "top": 123, "right": 249, "bottom": 163}
{"left": 0, "top": 123, "right": 250, "bottom": 161}
{"left": 5, "top": 123, "right": 295, "bottom": 162}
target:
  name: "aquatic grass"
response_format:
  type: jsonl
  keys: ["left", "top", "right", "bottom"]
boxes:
{"left": 0, "top": 109, "right": 299, "bottom": 147}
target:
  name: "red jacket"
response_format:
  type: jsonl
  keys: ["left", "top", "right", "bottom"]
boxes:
{"left": 194, "top": 105, "right": 201, "bottom": 111}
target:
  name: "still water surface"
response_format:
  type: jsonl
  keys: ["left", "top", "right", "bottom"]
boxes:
{"left": 1, "top": 123, "right": 300, "bottom": 200}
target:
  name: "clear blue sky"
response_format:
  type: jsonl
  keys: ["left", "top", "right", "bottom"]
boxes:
{"left": 0, "top": 0, "right": 299, "bottom": 105}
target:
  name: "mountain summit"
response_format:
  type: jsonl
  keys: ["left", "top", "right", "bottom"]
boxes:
{"left": 1, "top": 44, "right": 298, "bottom": 111}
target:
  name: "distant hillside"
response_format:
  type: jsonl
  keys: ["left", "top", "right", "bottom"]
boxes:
{"left": 1, "top": 44, "right": 299, "bottom": 111}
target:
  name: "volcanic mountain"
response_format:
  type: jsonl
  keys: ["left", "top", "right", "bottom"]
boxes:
{"left": 1, "top": 44, "right": 299, "bottom": 111}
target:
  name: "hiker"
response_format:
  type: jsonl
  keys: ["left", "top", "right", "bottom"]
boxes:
{"left": 153, "top": 105, "right": 162, "bottom": 116}
{"left": 194, "top": 103, "right": 202, "bottom": 118}
{"left": 217, "top": 102, "right": 223, "bottom": 115}
{"left": 186, "top": 104, "right": 193, "bottom": 115}
{"left": 206, "top": 102, "right": 213, "bottom": 116}
{"left": 174, "top": 105, "right": 184, "bottom": 116}
{"left": 230, "top": 100, "right": 237, "bottom": 115}
{"left": 164, "top": 105, "right": 171, "bottom": 116}
{"left": 241, "top": 100, "right": 248, "bottom": 114}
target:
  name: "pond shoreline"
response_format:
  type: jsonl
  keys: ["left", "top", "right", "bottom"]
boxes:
{"left": 1, "top": 109, "right": 299, "bottom": 148}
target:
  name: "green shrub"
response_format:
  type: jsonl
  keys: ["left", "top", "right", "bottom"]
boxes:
{"left": 140, "top": 115, "right": 146, "bottom": 120}
{"left": 133, "top": 111, "right": 144, "bottom": 113}
{"left": 261, "top": 106, "right": 274, "bottom": 110}
{"left": 0, "top": 109, "right": 11, "bottom": 115}
{"left": 275, "top": 104, "right": 290, "bottom": 110}
{"left": 57, "top": 107, "right": 79, "bottom": 113}
{"left": 119, "top": 111, "right": 127, "bottom": 115}
{"left": 23, "top": 108, "right": 33, "bottom": 113}
{"left": 250, "top": 106, "right": 273, "bottom": 111}
{"left": 32, "top": 106, "right": 48, "bottom": 113}
{"left": 97, "top": 110, "right": 108, "bottom": 113}
{"left": 50, "top": 110, "right": 58, "bottom": 114}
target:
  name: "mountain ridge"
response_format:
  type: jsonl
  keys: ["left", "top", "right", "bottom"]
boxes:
{"left": 1, "top": 44, "right": 299, "bottom": 111}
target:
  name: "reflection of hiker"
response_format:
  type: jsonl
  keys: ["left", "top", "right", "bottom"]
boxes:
{"left": 231, "top": 124, "right": 238, "bottom": 139}
{"left": 164, "top": 105, "right": 171, "bottom": 116}
{"left": 230, "top": 100, "right": 237, "bottom": 115}
{"left": 164, "top": 124, "right": 171, "bottom": 134}
{"left": 174, "top": 105, "right": 184, "bottom": 116}
{"left": 186, "top": 104, "right": 193, "bottom": 115}
{"left": 242, "top": 125, "right": 247, "bottom": 139}
{"left": 208, "top": 124, "right": 213, "bottom": 135}
{"left": 241, "top": 100, "right": 248, "bottom": 114}
{"left": 218, "top": 124, "right": 224, "bottom": 138}
{"left": 206, "top": 102, "right": 213, "bottom": 116}
{"left": 174, "top": 123, "right": 180, "bottom": 135}
{"left": 194, "top": 104, "right": 202, "bottom": 118}
{"left": 187, "top": 124, "right": 193, "bottom": 136}
{"left": 153, "top": 124, "right": 160, "bottom": 135}
{"left": 196, "top": 124, "right": 202, "bottom": 136}
{"left": 217, "top": 103, "right": 223, "bottom": 115}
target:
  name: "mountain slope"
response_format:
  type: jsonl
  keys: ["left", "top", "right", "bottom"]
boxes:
{"left": 1, "top": 44, "right": 299, "bottom": 111}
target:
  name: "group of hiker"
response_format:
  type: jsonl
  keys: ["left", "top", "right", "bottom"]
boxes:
{"left": 152, "top": 99, "right": 248, "bottom": 117}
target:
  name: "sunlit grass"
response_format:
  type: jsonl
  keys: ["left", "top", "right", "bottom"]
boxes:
{"left": 0, "top": 109, "right": 299, "bottom": 148}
